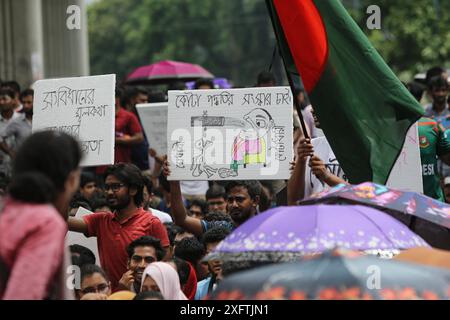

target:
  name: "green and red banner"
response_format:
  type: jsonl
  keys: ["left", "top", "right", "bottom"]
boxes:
{"left": 266, "top": 0, "right": 424, "bottom": 184}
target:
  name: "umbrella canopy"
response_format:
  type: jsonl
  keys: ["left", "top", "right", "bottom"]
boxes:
{"left": 213, "top": 205, "right": 429, "bottom": 264}
{"left": 300, "top": 182, "right": 450, "bottom": 249}
{"left": 394, "top": 247, "right": 450, "bottom": 270}
{"left": 126, "top": 60, "right": 214, "bottom": 84}
{"left": 209, "top": 250, "right": 450, "bottom": 300}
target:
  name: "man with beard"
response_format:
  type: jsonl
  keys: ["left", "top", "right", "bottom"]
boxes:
{"left": 117, "top": 236, "right": 165, "bottom": 293}
{"left": 163, "top": 159, "right": 260, "bottom": 236}
{"left": 0, "top": 88, "right": 33, "bottom": 158}
{"left": 68, "top": 163, "right": 170, "bottom": 291}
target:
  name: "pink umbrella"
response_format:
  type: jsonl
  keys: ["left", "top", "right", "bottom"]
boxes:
{"left": 126, "top": 60, "right": 214, "bottom": 84}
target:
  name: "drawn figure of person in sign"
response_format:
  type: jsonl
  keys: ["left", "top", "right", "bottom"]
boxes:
{"left": 191, "top": 134, "right": 217, "bottom": 178}
{"left": 230, "top": 108, "right": 275, "bottom": 173}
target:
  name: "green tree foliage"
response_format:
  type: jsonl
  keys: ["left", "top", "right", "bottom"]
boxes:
{"left": 88, "top": 0, "right": 275, "bottom": 86}
{"left": 345, "top": 0, "right": 450, "bottom": 80}
{"left": 88, "top": 0, "right": 450, "bottom": 86}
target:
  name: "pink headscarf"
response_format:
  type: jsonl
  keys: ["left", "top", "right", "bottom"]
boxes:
{"left": 141, "top": 262, "right": 187, "bottom": 300}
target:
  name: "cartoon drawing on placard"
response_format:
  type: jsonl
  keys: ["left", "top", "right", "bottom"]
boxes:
{"left": 188, "top": 108, "right": 277, "bottom": 179}
{"left": 229, "top": 108, "right": 275, "bottom": 173}
{"left": 190, "top": 111, "right": 246, "bottom": 128}
{"left": 191, "top": 135, "right": 217, "bottom": 178}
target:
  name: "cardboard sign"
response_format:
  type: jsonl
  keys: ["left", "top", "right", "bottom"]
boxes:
{"left": 32, "top": 74, "right": 115, "bottom": 166}
{"left": 136, "top": 102, "right": 168, "bottom": 156}
{"left": 167, "top": 87, "right": 293, "bottom": 180}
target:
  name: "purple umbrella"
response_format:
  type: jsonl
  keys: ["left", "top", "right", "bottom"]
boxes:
{"left": 214, "top": 205, "right": 429, "bottom": 263}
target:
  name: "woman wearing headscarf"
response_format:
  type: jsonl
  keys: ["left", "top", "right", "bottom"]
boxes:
{"left": 141, "top": 262, "right": 187, "bottom": 300}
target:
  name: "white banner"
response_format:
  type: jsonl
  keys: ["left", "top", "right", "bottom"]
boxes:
{"left": 167, "top": 87, "right": 293, "bottom": 180}
{"left": 32, "top": 74, "right": 116, "bottom": 166}
{"left": 136, "top": 102, "right": 168, "bottom": 156}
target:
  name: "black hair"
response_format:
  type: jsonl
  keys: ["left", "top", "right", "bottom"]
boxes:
{"left": 142, "top": 175, "right": 153, "bottom": 194}
{"left": 147, "top": 90, "right": 166, "bottom": 103}
{"left": 122, "top": 86, "right": 148, "bottom": 107}
{"left": 1, "top": 81, "right": 20, "bottom": 95}
{"left": 225, "top": 180, "right": 262, "bottom": 201}
{"left": 133, "top": 290, "right": 164, "bottom": 300}
{"left": 104, "top": 163, "right": 144, "bottom": 206}
{"left": 70, "top": 244, "right": 96, "bottom": 267}
{"left": 19, "top": 88, "right": 34, "bottom": 100}
{"left": 428, "top": 75, "right": 450, "bottom": 90}
{"left": 194, "top": 78, "right": 214, "bottom": 89}
{"left": 126, "top": 236, "right": 166, "bottom": 261}
{"left": 80, "top": 264, "right": 109, "bottom": 284}
{"left": 202, "top": 227, "right": 230, "bottom": 246}
{"left": 426, "top": 66, "right": 446, "bottom": 86}
{"left": 88, "top": 191, "right": 110, "bottom": 211}
{"left": 170, "top": 257, "right": 190, "bottom": 287}
{"left": 115, "top": 86, "right": 124, "bottom": 99}
{"left": 174, "top": 237, "right": 205, "bottom": 265}
{"left": 9, "top": 131, "right": 82, "bottom": 203}
{"left": 69, "top": 195, "right": 92, "bottom": 211}
{"left": 188, "top": 199, "right": 208, "bottom": 215}
{"left": 0, "top": 87, "right": 16, "bottom": 100}
{"left": 80, "top": 171, "right": 97, "bottom": 188}
{"left": 206, "top": 184, "right": 226, "bottom": 200}
{"left": 203, "top": 211, "right": 233, "bottom": 224}
{"left": 406, "top": 82, "right": 425, "bottom": 102}
{"left": 256, "top": 71, "right": 275, "bottom": 86}
{"left": 168, "top": 81, "right": 187, "bottom": 91}
{"left": 165, "top": 223, "right": 187, "bottom": 246}
{"left": 258, "top": 184, "right": 272, "bottom": 213}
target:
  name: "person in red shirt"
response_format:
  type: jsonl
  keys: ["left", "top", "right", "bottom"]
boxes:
{"left": 68, "top": 163, "right": 170, "bottom": 292}
{"left": 114, "top": 87, "right": 144, "bottom": 164}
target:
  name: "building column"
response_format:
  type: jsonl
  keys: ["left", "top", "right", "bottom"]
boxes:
{"left": 0, "top": 0, "right": 44, "bottom": 87}
{"left": 41, "top": 0, "right": 90, "bottom": 79}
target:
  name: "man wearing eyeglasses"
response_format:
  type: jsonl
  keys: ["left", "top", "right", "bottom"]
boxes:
{"left": 68, "top": 164, "right": 170, "bottom": 292}
{"left": 117, "top": 236, "right": 165, "bottom": 293}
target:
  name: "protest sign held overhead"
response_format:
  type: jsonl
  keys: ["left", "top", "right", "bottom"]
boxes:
{"left": 32, "top": 74, "right": 115, "bottom": 166}
{"left": 167, "top": 87, "right": 293, "bottom": 181}
{"left": 136, "top": 102, "right": 168, "bottom": 156}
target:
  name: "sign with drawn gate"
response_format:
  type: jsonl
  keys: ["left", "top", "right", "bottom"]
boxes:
{"left": 167, "top": 87, "right": 293, "bottom": 180}
{"left": 32, "top": 74, "right": 115, "bottom": 166}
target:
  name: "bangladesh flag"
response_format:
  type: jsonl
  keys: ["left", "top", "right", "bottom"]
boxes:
{"left": 266, "top": 0, "right": 424, "bottom": 184}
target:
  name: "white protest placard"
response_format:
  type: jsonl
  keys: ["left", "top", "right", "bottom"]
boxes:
{"left": 136, "top": 103, "right": 168, "bottom": 156}
{"left": 386, "top": 122, "right": 423, "bottom": 193}
{"left": 167, "top": 87, "right": 293, "bottom": 180}
{"left": 66, "top": 207, "right": 101, "bottom": 266}
{"left": 32, "top": 74, "right": 115, "bottom": 166}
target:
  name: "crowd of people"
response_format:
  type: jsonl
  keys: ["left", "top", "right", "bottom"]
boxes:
{"left": 0, "top": 66, "right": 449, "bottom": 300}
